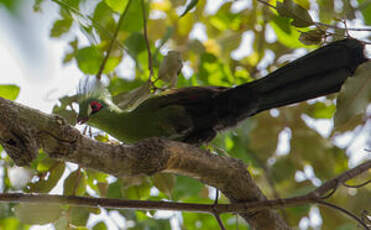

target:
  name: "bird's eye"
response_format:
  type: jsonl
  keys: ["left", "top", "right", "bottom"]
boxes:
{"left": 89, "top": 101, "right": 103, "bottom": 115}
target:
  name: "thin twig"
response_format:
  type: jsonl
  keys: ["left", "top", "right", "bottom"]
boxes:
{"left": 141, "top": 0, "right": 154, "bottom": 83}
{"left": 311, "top": 160, "right": 371, "bottom": 198}
{"left": 343, "top": 179, "right": 371, "bottom": 188}
{"left": 316, "top": 200, "right": 369, "bottom": 230}
{"left": 214, "top": 189, "right": 220, "bottom": 205}
{"left": 316, "top": 22, "right": 371, "bottom": 32}
{"left": 211, "top": 189, "right": 226, "bottom": 230}
{"left": 96, "top": 0, "right": 132, "bottom": 80}
{"left": 361, "top": 210, "right": 371, "bottom": 226}
{"left": 213, "top": 213, "right": 226, "bottom": 230}
{"left": 256, "top": 0, "right": 276, "bottom": 9}
{"left": 319, "top": 182, "right": 339, "bottom": 200}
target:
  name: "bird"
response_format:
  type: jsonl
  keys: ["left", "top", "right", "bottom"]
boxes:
{"left": 76, "top": 38, "right": 368, "bottom": 145}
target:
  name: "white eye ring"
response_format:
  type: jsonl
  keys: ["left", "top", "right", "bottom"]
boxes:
{"left": 87, "top": 105, "right": 92, "bottom": 116}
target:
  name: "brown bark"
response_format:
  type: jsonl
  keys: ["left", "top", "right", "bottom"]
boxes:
{"left": 0, "top": 97, "right": 291, "bottom": 230}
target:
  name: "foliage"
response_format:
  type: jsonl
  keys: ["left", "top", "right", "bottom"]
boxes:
{"left": 0, "top": 0, "right": 370, "bottom": 229}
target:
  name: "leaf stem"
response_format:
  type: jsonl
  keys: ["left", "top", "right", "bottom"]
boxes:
{"left": 141, "top": 0, "right": 154, "bottom": 83}
{"left": 96, "top": 0, "right": 132, "bottom": 80}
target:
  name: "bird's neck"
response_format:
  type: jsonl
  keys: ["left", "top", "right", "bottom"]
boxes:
{"left": 87, "top": 105, "right": 138, "bottom": 143}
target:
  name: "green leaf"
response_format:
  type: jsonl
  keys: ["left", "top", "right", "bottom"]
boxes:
{"left": 50, "top": 18, "right": 73, "bottom": 37}
{"left": 270, "top": 156, "right": 296, "bottom": 183}
{"left": 299, "top": 29, "right": 325, "bottom": 45}
{"left": 180, "top": 0, "right": 199, "bottom": 17}
{"left": 14, "top": 203, "right": 63, "bottom": 225}
{"left": 63, "top": 170, "right": 86, "bottom": 196}
{"left": 249, "top": 112, "right": 284, "bottom": 161}
{"left": 104, "top": 56, "right": 122, "bottom": 74}
{"left": 152, "top": 173, "right": 176, "bottom": 198}
{"left": 306, "top": 102, "right": 336, "bottom": 119}
{"left": 0, "top": 84, "right": 20, "bottom": 100}
{"left": 269, "top": 16, "right": 306, "bottom": 48}
{"left": 173, "top": 175, "right": 203, "bottom": 200}
{"left": 29, "top": 162, "right": 65, "bottom": 193}
{"left": 334, "top": 62, "right": 371, "bottom": 130}
{"left": 359, "top": 0, "right": 371, "bottom": 25}
{"left": 107, "top": 180, "right": 122, "bottom": 198}
{"left": 286, "top": 205, "right": 310, "bottom": 224}
{"left": 293, "top": 0, "right": 310, "bottom": 9}
{"left": 57, "top": 0, "right": 80, "bottom": 9}
{"left": 52, "top": 95, "right": 78, "bottom": 125}
{"left": 120, "top": 0, "right": 143, "bottom": 32}
{"left": 0, "top": 217, "right": 22, "bottom": 230}
{"left": 0, "top": 0, "right": 22, "bottom": 14}
{"left": 93, "top": 221, "right": 108, "bottom": 230}
{"left": 123, "top": 180, "right": 151, "bottom": 200}
{"left": 86, "top": 168, "right": 108, "bottom": 195}
{"left": 76, "top": 46, "right": 104, "bottom": 75}
{"left": 35, "top": 155, "right": 55, "bottom": 172}
{"left": 70, "top": 207, "right": 91, "bottom": 226}
{"left": 33, "top": 0, "right": 44, "bottom": 12}
{"left": 105, "top": 0, "right": 129, "bottom": 13}
{"left": 93, "top": 1, "right": 116, "bottom": 40}
{"left": 124, "top": 32, "right": 146, "bottom": 57}
{"left": 54, "top": 216, "right": 68, "bottom": 230}
{"left": 276, "top": 0, "right": 314, "bottom": 27}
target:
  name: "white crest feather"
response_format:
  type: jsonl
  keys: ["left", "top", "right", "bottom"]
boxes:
{"left": 77, "top": 77, "right": 112, "bottom": 102}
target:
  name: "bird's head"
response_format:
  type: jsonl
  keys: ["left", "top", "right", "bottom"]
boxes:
{"left": 76, "top": 78, "right": 112, "bottom": 124}
{"left": 77, "top": 98, "right": 106, "bottom": 124}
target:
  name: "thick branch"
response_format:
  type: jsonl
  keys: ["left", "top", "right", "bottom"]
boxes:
{"left": 0, "top": 97, "right": 289, "bottom": 230}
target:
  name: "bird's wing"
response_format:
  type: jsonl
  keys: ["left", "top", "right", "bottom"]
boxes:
{"left": 133, "top": 86, "right": 228, "bottom": 111}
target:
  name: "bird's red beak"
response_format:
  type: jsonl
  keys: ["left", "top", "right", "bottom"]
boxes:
{"left": 77, "top": 116, "right": 88, "bottom": 125}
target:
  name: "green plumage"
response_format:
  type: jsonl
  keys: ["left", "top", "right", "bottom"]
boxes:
{"left": 77, "top": 87, "right": 199, "bottom": 143}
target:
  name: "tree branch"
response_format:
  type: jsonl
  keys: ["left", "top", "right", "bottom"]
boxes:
{"left": 1, "top": 97, "right": 369, "bottom": 229}
{"left": 310, "top": 160, "right": 371, "bottom": 197}
{"left": 0, "top": 97, "right": 289, "bottom": 230}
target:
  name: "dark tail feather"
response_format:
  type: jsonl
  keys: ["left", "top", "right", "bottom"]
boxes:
{"left": 214, "top": 38, "right": 367, "bottom": 128}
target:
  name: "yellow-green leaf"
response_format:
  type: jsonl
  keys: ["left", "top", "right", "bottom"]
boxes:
{"left": 50, "top": 18, "right": 73, "bottom": 38}
{"left": 76, "top": 46, "right": 104, "bottom": 75}
{"left": 105, "top": 0, "right": 129, "bottom": 13}
{"left": 306, "top": 102, "right": 336, "bottom": 119}
{"left": 270, "top": 16, "right": 306, "bottom": 48}
{"left": 63, "top": 170, "right": 86, "bottom": 196}
{"left": 29, "top": 162, "right": 65, "bottom": 193}
{"left": 152, "top": 173, "right": 176, "bottom": 198}
{"left": 93, "top": 221, "right": 108, "bottom": 230}
{"left": 0, "top": 84, "right": 20, "bottom": 100}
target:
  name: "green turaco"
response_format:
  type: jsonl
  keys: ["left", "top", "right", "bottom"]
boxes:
{"left": 77, "top": 39, "right": 367, "bottom": 145}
